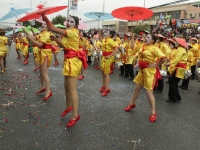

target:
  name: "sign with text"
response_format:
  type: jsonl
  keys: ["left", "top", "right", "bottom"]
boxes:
{"left": 69, "top": 0, "right": 78, "bottom": 11}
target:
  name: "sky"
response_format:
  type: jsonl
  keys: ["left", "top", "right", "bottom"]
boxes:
{"left": 0, "top": 0, "right": 199, "bottom": 29}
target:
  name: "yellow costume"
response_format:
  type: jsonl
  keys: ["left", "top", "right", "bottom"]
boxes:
{"left": 124, "top": 40, "right": 134, "bottom": 64}
{"left": 33, "top": 35, "right": 40, "bottom": 57}
{"left": 191, "top": 43, "right": 199, "bottom": 66}
{"left": 186, "top": 49, "right": 194, "bottom": 70}
{"left": 87, "top": 44, "right": 93, "bottom": 56}
{"left": 15, "top": 37, "right": 21, "bottom": 50}
{"left": 37, "top": 31, "right": 53, "bottom": 68}
{"left": 94, "top": 40, "right": 102, "bottom": 53}
{"left": 134, "top": 45, "right": 165, "bottom": 90}
{"left": 100, "top": 37, "right": 118, "bottom": 74}
{"left": 115, "top": 37, "right": 121, "bottom": 45}
{"left": 168, "top": 46, "right": 187, "bottom": 79}
{"left": 0, "top": 36, "right": 8, "bottom": 57}
{"left": 62, "top": 28, "right": 82, "bottom": 77}
{"left": 20, "top": 37, "right": 29, "bottom": 56}
{"left": 159, "top": 42, "right": 171, "bottom": 70}
{"left": 52, "top": 41, "right": 60, "bottom": 53}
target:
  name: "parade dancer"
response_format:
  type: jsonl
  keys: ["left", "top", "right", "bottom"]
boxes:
{"left": 166, "top": 38, "right": 187, "bottom": 103}
{"left": 99, "top": 29, "right": 119, "bottom": 96}
{"left": 42, "top": 15, "right": 88, "bottom": 128}
{"left": 124, "top": 33, "right": 166, "bottom": 122}
{"left": 22, "top": 24, "right": 53, "bottom": 101}
{"left": 0, "top": 29, "right": 11, "bottom": 73}
{"left": 12, "top": 30, "right": 21, "bottom": 60}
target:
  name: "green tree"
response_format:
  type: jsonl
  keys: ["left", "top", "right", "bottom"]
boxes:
{"left": 23, "top": 21, "right": 42, "bottom": 28}
{"left": 51, "top": 15, "right": 67, "bottom": 25}
{"left": 132, "top": 25, "right": 149, "bottom": 34}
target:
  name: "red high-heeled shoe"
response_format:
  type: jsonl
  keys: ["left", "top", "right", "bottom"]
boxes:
{"left": 36, "top": 88, "right": 46, "bottom": 94}
{"left": 43, "top": 91, "right": 52, "bottom": 101}
{"left": 149, "top": 113, "right": 157, "bottom": 122}
{"left": 99, "top": 86, "right": 105, "bottom": 92}
{"left": 23, "top": 60, "right": 28, "bottom": 65}
{"left": 54, "top": 62, "right": 59, "bottom": 66}
{"left": 78, "top": 75, "right": 84, "bottom": 80}
{"left": 66, "top": 115, "right": 80, "bottom": 128}
{"left": 124, "top": 104, "right": 136, "bottom": 112}
{"left": 60, "top": 106, "right": 73, "bottom": 117}
{"left": 33, "top": 66, "right": 39, "bottom": 72}
{"left": 96, "top": 66, "right": 100, "bottom": 69}
{"left": 102, "top": 89, "right": 110, "bottom": 96}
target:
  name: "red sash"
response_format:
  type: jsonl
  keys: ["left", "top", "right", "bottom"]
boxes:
{"left": 102, "top": 52, "right": 112, "bottom": 56}
{"left": 64, "top": 49, "right": 88, "bottom": 70}
{"left": 41, "top": 44, "right": 57, "bottom": 52}
{"left": 23, "top": 42, "right": 30, "bottom": 48}
{"left": 138, "top": 61, "right": 149, "bottom": 69}
{"left": 176, "top": 63, "right": 186, "bottom": 69}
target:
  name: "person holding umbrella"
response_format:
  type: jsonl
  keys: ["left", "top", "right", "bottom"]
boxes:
{"left": 42, "top": 15, "right": 88, "bottom": 128}
{"left": 124, "top": 33, "right": 167, "bottom": 122}
{"left": 98, "top": 29, "right": 119, "bottom": 96}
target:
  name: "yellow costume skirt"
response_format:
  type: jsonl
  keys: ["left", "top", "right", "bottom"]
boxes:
{"left": 100, "top": 56, "right": 113, "bottom": 74}
{"left": 15, "top": 43, "right": 21, "bottom": 50}
{"left": 134, "top": 68, "right": 156, "bottom": 90}
{"left": 21, "top": 45, "right": 29, "bottom": 56}
{"left": 0, "top": 46, "right": 7, "bottom": 57}
{"left": 33, "top": 47, "right": 39, "bottom": 57}
{"left": 125, "top": 55, "right": 134, "bottom": 64}
{"left": 62, "top": 57, "right": 82, "bottom": 77}
{"left": 36, "top": 49, "right": 52, "bottom": 68}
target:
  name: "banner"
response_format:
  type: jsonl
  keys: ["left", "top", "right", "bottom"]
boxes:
{"left": 69, "top": 0, "right": 78, "bottom": 11}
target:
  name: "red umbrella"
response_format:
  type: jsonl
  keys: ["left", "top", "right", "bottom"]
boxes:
{"left": 17, "top": 4, "right": 67, "bottom": 22}
{"left": 111, "top": 6, "right": 153, "bottom": 21}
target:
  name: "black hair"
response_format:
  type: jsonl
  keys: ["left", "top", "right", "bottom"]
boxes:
{"left": 150, "top": 33, "right": 157, "bottom": 44}
{"left": 158, "top": 37, "right": 164, "bottom": 42}
{"left": 109, "top": 30, "right": 115, "bottom": 38}
{"left": 70, "top": 16, "right": 79, "bottom": 29}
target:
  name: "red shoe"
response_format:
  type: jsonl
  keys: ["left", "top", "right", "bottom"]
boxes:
{"left": 125, "top": 104, "right": 136, "bottom": 112}
{"left": 96, "top": 66, "right": 100, "bottom": 69}
{"left": 17, "top": 56, "right": 21, "bottom": 60}
{"left": 94, "top": 66, "right": 97, "bottom": 68}
{"left": 66, "top": 115, "right": 80, "bottom": 128}
{"left": 43, "top": 91, "right": 52, "bottom": 101}
{"left": 102, "top": 89, "right": 110, "bottom": 96}
{"left": 23, "top": 60, "right": 28, "bottom": 65}
{"left": 110, "top": 71, "right": 113, "bottom": 74}
{"left": 36, "top": 88, "right": 46, "bottom": 94}
{"left": 33, "top": 66, "right": 39, "bottom": 72}
{"left": 99, "top": 86, "right": 105, "bottom": 92}
{"left": 149, "top": 113, "right": 157, "bottom": 122}
{"left": 60, "top": 106, "right": 73, "bottom": 117}
{"left": 54, "top": 62, "right": 59, "bottom": 66}
{"left": 78, "top": 75, "right": 84, "bottom": 80}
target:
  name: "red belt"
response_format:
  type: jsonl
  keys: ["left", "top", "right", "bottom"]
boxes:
{"left": 176, "top": 63, "right": 186, "bottom": 69}
{"left": 102, "top": 52, "right": 112, "bottom": 56}
{"left": 64, "top": 48, "right": 88, "bottom": 70}
{"left": 23, "top": 42, "right": 30, "bottom": 48}
{"left": 79, "top": 46, "right": 87, "bottom": 53}
{"left": 138, "top": 61, "right": 149, "bottom": 69}
{"left": 41, "top": 44, "right": 57, "bottom": 52}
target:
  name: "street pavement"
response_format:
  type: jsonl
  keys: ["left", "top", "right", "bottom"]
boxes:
{"left": 0, "top": 44, "right": 200, "bottom": 150}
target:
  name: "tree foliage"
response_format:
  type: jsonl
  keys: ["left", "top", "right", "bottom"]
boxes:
{"left": 51, "top": 15, "right": 67, "bottom": 25}
{"left": 132, "top": 25, "right": 149, "bottom": 34}
{"left": 23, "top": 20, "right": 42, "bottom": 28}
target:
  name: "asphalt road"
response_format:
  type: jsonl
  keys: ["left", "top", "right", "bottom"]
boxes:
{"left": 0, "top": 44, "right": 200, "bottom": 150}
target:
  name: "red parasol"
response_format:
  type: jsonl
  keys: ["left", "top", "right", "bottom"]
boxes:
{"left": 111, "top": 6, "right": 153, "bottom": 21}
{"left": 17, "top": 4, "right": 67, "bottom": 22}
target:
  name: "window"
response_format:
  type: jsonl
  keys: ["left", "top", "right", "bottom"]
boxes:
{"left": 192, "top": 4, "right": 198, "bottom": 7}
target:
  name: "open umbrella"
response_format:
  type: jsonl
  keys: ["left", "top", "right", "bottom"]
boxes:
{"left": 84, "top": 12, "right": 114, "bottom": 28}
{"left": 17, "top": 4, "right": 67, "bottom": 22}
{"left": 24, "top": 12, "right": 45, "bottom": 24}
{"left": 54, "top": 23, "right": 66, "bottom": 29}
{"left": 111, "top": 6, "right": 153, "bottom": 21}
{"left": 111, "top": 6, "right": 153, "bottom": 31}
{"left": 0, "top": 7, "right": 32, "bottom": 21}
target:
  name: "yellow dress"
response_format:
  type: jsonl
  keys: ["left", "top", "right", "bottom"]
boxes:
{"left": 115, "top": 37, "right": 121, "bottom": 45}
{"left": 94, "top": 40, "right": 102, "bottom": 53}
{"left": 15, "top": 38, "right": 21, "bottom": 50}
{"left": 33, "top": 35, "right": 40, "bottom": 57}
{"left": 134, "top": 45, "right": 165, "bottom": 90}
{"left": 168, "top": 46, "right": 187, "bottom": 79}
{"left": 52, "top": 41, "right": 60, "bottom": 53}
{"left": 21, "top": 37, "right": 29, "bottom": 56}
{"left": 100, "top": 37, "right": 118, "bottom": 74}
{"left": 62, "top": 28, "right": 82, "bottom": 77}
{"left": 124, "top": 40, "right": 134, "bottom": 65}
{"left": 87, "top": 44, "right": 93, "bottom": 56}
{"left": 160, "top": 42, "right": 171, "bottom": 70}
{"left": 191, "top": 43, "right": 199, "bottom": 66}
{"left": 186, "top": 50, "right": 194, "bottom": 70}
{"left": 119, "top": 42, "right": 126, "bottom": 63}
{"left": 0, "top": 36, "right": 8, "bottom": 57}
{"left": 37, "top": 31, "right": 53, "bottom": 68}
